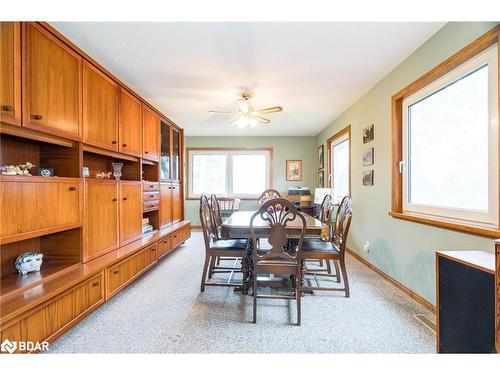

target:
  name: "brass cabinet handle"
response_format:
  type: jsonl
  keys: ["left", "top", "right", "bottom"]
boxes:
{"left": 122, "top": 143, "right": 127, "bottom": 147}
{"left": 113, "top": 268, "right": 119, "bottom": 274}
{"left": 69, "top": 186, "right": 77, "bottom": 191}
{"left": 31, "top": 114, "right": 43, "bottom": 120}
{"left": 1, "top": 105, "right": 13, "bottom": 112}
{"left": 112, "top": 198, "right": 117, "bottom": 202}
{"left": 151, "top": 247, "right": 155, "bottom": 251}
{"left": 123, "top": 197, "right": 128, "bottom": 201}
{"left": 144, "top": 151, "right": 149, "bottom": 154}
{"left": 111, "top": 140, "right": 117, "bottom": 144}
{"left": 92, "top": 280, "right": 100, "bottom": 287}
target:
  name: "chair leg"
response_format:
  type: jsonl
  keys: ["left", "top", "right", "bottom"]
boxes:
{"left": 253, "top": 274, "right": 258, "bottom": 324}
{"left": 326, "top": 258, "right": 332, "bottom": 274}
{"left": 216, "top": 256, "right": 220, "bottom": 266}
{"left": 296, "top": 273, "right": 301, "bottom": 326}
{"left": 339, "top": 257, "right": 350, "bottom": 298}
{"left": 208, "top": 256, "right": 216, "bottom": 278}
{"left": 200, "top": 254, "right": 210, "bottom": 292}
{"left": 334, "top": 260, "right": 341, "bottom": 283}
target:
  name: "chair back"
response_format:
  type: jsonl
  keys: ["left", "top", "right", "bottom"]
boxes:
{"left": 199, "top": 195, "right": 217, "bottom": 248}
{"left": 332, "top": 196, "right": 352, "bottom": 254}
{"left": 257, "top": 189, "right": 281, "bottom": 207}
{"left": 210, "top": 194, "right": 222, "bottom": 238}
{"left": 250, "top": 198, "right": 306, "bottom": 264}
{"left": 318, "top": 194, "right": 334, "bottom": 224}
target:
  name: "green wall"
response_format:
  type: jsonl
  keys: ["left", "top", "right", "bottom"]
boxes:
{"left": 316, "top": 22, "right": 499, "bottom": 305}
{"left": 184, "top": 136, "right": 317, "bottom": 225}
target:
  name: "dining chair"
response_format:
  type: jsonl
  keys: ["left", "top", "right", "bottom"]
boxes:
{"left": 257, "top": 189, "right": 281, "bottom": 207}
{"left": 210, "top": 194, "right": 242, "bottom": 275}
{"left": 250, "top": 198, "right": 306, "bottom": 325}
{"left": 199, "top": 195, "right": 247, "bottom": 292}
{"left": 218, "top": 197, "right": 240, "bottom": 220}
{"left": 301, "top": 195, "right": 352, "bottom": 297}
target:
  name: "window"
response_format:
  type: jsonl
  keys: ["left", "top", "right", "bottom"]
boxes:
{"left": 188, "top": 148, "right": 271, "bottom": 199}
{"left": 392, "top": 29, "right": 499, "bottom": 236}
{"left": 327, "top": 126, "right": 351, "bottom": 202}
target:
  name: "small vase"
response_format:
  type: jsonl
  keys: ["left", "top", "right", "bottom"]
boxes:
{"left": 112, "top": 162, "right": 123, "bottom": 180}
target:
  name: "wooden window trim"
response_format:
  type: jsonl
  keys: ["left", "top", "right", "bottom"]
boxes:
{"left": 390, "top": 25, "right": 500, "bottom": 238}
{"left": 185, "top": 147, "right": 273, "bottom": 201}
{"left": 326, "top": 125, "right": 351, "bottom": 195}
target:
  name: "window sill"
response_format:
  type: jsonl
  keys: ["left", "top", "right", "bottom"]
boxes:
{"left": 388, "top": 211, "right": 500, "bottom": 238}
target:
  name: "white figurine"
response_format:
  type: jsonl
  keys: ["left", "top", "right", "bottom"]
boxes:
{"left": 15, "top": 252, "right": 44, "bottom": 275}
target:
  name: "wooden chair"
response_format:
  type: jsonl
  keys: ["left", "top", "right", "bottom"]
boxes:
{"left": 301, "top": 195, "right": 352, "bottom": 297}
{"left": 250, "top": 198, "right": 306, "bottom": 325}
{"left": 257, "top": 189, "right": 281, "bottom": 207}
{"left": 218, "top": 197, "right": 240, "bottom": 220}
{"left": 210, "top": 194, "right": 242, "bottom": 274}
{"left": 199, "top": 195, "right": 247, "bottom": 292}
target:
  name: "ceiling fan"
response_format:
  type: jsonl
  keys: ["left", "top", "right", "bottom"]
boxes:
{"left": 209, "top": 93, "right": 283, "bottom": 128}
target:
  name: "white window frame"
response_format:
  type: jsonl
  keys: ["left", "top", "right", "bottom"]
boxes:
{"left": 331, "top": 132, "right": 350, "bottom": 200}
{"left": 187, "top": 148, "right": 271, "bottom": 199}
{"left": 401, "top": 44, "right": 499, "bottom": 228}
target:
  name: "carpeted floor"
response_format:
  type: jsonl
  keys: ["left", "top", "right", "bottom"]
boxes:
{"left": 48, "top": 232, "right": 435, "bottom": 353}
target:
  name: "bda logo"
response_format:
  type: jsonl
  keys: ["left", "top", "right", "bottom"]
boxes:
{"left": 1, "top": 339, "right": 17, "bottom": 353}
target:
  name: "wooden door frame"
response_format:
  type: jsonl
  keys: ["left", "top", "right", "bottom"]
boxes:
{"left": 326, "top": 125, "right": 351, "bottom": 195}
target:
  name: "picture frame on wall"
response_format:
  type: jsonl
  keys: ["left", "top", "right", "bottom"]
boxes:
{"left": 286, "top": 160, "right": 302, "bottom": 181}
{"left": 363, "top": 147, "right": 374, "bottom": 166}
{"left": 363, "top": 124, "right": 374, "bottom": 144}
{"left": 317, "top": 170, "right": 324, "bottom": 188}
{"left": 317, "top": 145, "right": 324, "bottom": 170}
{"left": 363, "top": 170, "right": 374, "bottom": 186}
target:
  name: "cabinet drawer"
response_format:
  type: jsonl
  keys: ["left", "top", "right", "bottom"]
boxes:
{"left": 106, "top": 244, "right": 156, "bottom": 298}
{"left": 143, "top": 191, "right": 159, "bottom": 202}
{"left": 0, "top": 177, "right": 81, "bottom": 241}
{"left": 1, "top": 273, "right": 104, "bottom": 353}
{"left": 143, "top": 200, "right": 159, "bottom": 212}
{"left": 157, "top": 235, "right": 171, "bottom": 259}
{"left": 143, "top": 181, "right": 159, "bottom": 192}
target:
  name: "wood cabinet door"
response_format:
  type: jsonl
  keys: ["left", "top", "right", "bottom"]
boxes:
{"left": 83, "top": 62, "right": 119, "bottom": 150}
{"left": 84, "top": 181, "right": 119, "bottom": 261}
{"left": 119, "top": 181, "right": 142, "bottom": 246}
{"left": 23, "top": 23, "right": 82, "bottom": 139}
{"left": 159, "top": 183, "right": 172, "bottom": 228}
{"left": 142, "top": 104, "right": 160, "bottom": 161}
{"left": 0, "top": 22, "right": 21, "bottom": 126}
{"left": 119, "top": 88, "right": 142, "bottom": 156}
{"left": 0, "top": 177, "right": 81, "bottom": 242}
{"left": 172, "top": 183, "right": 182, "bottom": 223}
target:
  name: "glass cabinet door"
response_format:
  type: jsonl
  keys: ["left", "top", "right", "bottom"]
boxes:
{"left": 160, "top": 120, "right": 171, "bottom": 180}
{"left": 172, "top": 127, "right": 180, "bottom": 181}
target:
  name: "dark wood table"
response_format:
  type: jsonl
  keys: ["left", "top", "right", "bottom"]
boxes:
{"left": 220, "top": 211, "right": 324, "bottom": 293}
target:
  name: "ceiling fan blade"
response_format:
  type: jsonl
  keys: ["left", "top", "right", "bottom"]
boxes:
{"left": 209, "top": 110, "right": 239, "bottom": 116}
{"left": 255, "top": 106, "right": 283, "bottom": 114}
{"left": 254, "top": 116, "right": 271, "bottom": 124}
{"left": 228, "top": 118, "right": 241, "bottom": 126}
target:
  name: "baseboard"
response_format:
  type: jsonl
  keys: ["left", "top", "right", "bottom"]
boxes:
{"left": 346, "top": 248, "right": 436, "bottom": 314}
{"left": 191, "top": 225, "right": 201, "bottom": 230}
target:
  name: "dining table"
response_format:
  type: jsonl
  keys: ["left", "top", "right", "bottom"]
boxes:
{"left": 220, "top": 210, "right": 325, "bottom": 294}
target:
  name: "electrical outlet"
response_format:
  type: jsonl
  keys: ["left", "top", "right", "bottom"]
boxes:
{"left": 363, "top": 241, "right": 370, "bottom": 253}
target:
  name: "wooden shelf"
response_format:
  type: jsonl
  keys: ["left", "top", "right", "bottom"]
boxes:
{"left": 0, "top": 262, "right": 80, "bottom": 300}
{"left": 83, "top": 144, "right": 139, "bottom": 162}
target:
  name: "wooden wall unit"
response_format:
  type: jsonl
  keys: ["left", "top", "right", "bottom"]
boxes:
{"left": 0, "top": 22, "right": 21, "bottom": 127}
{"left": 0, "top": 21, "right": 189, "bottom": 353}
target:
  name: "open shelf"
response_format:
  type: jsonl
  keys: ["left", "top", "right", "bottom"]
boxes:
{"left": 0, "top": 228, "right": 82, "bottom": 299}
{"left": 0, "top": 133, "right": 80, "bottom": 178}
{"left": 83, "top": 150, "right": 141, "bottom": 181}
{"left": 142, "top": 161, "right": 159, "bottom": 182}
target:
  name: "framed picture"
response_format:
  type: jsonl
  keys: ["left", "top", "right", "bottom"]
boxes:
{"left": 317, "top": 170, "right": 324, "bottom": 188}
{"left": 317, "top": 145, "right": 324, "bottom": 170}
{"left": 363, "top": 170, "right": 374, "bottom": 186}
{"left": 363, "top": 124, "right": 374, "bottom": 144}
{"left": 363, "top": 147, "right": 374, "bottom": 166}
{"left": 286, "top": 160, "right": 302, "bottom": 181}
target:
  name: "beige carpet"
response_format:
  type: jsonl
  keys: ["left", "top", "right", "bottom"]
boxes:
{"left": 48, "top": 231, "right": 435, "bottom": 353}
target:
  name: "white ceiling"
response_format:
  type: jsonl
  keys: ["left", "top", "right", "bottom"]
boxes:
{"left": 51, "top": 22, "right": 444, "bottom": 136}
